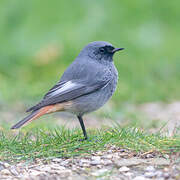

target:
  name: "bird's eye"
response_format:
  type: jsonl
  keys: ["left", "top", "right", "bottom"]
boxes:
{"left": 99, "top": 47, "right": 105, "bottom": 53}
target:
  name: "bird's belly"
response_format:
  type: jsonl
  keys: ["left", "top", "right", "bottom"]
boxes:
{"left": 65, "top": 80, "right": 117, "bottom": 116}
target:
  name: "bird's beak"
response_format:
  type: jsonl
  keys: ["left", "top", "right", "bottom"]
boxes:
{"left": 112, "top": 48, "right": 124, "bottom": 53}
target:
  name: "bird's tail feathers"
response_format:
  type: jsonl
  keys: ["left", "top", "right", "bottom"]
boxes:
{"left": 11, "top": 106, "right": 53, "bottom": 129}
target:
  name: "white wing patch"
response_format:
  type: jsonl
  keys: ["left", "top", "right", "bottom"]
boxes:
{"left": 48, "top": 81, "right": 77, "bottom": 97}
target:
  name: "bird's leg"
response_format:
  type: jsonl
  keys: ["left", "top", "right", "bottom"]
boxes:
{"left": 77, "top": 116, "right": 88, "bottom": 140}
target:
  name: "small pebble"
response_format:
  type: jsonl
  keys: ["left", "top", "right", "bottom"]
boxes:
{"left": 105, "top": 154, "right": 113, "bottom": 159}
{"left": 119, "top": 149, "right": 126, "bottom": 152}
{"left": 4, "top": 163, "right": 10, "bottom": 168}
{"left": 163, "top": 154, "right": 169, "bottom": 159}
{"left": 71, "top": 165, "right": 77, "bottom": 171}
{"left": 41, "top": 166, "right": 51, "bottom": 172}
{"left": 107, "top": 150, "right": 113, "bottom": 153}
{"left": 79, "top": 159, "right": 90, "bottom": 166}
{"left": 164, "top": 167, "right": 169, "bottom": 172}
{"left": 102, "top": 160, "right": 112, "bottom": 165}
{"left": 91, "top": 169, "right": 108, "bottom": 176}
{"left": 145, "top": 166, "right": 155, "bottom": 172}
{"left": 52, "top": 158, "right": 62, "bottom": 163}
{"left": 146, "top": 154, "right": 154, "bottom": 158}
{"left": 29, "top": 170, "right": 43, "bottom": 176}
{"left": 56, "top": 169, "right": 72, "bottom": 177}
{"left": 154, "top": 171, "right": 163, "bottom": 177}
{"left": 145, "top": 171, "right": 155, "bottom": 178}
{"left": 96, "top": 151, "right": 103, "bottom": 156}
{"left": 60, "top": 160, "right": 69, "bottom": 166}
{"left": 0, "top": 165, "right": 4, "bottom": 171}
{"left": 124, "top": 172, "right": 133, "bottom": 177}
{"left": 119, "top": 166, "right": 130, "bottom": 172}
{"left": 1, "top": 169, "right": 11, "bottom": 175}
{"left": 51, "top": 164, "right": 65, "bottom": 170}
{"left": 163, "top": 172, "right": 170, "bottom": 178}
{"left": 91, "top": 156, "right": 101, "bottom": 161}
{"left": 111, "top": 145, "right": 116, "bottom": 150}
{"left": 91, "top": 160, "right": 101, "bottom": 165}
{"left": 79, "top": 159, "right": 89, "bottom": 163}
{"left": 97, "top": 164, "right": 103, "bottom": 169}
{"left": 133, "top": 176, "right": 148, "bottom": 180}
{"left": 156, "top": 178, "right": 164, "bottom": 180}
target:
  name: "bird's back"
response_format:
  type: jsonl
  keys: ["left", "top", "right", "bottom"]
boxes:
{"left": 62, "top": 59, "right": 118, "bottom": 115}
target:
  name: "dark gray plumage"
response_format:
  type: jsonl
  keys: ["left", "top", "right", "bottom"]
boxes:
{"left": 11, "top": 41, "right": 124, "bottom": 140}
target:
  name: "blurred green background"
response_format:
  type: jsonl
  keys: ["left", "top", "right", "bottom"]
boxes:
{"left": 0, "top": 0, "right": 180, "bottom": 108}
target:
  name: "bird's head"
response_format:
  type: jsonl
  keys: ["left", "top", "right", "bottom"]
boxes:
{"left": 79, "top": 41, "right": 124, "bottom": 63}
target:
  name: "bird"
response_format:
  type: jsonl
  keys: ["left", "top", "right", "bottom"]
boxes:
{"left": 11, "top": 41, "right": 124, "bottom": 140}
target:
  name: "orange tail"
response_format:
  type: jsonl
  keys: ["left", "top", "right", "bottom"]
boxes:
{"left": 11, "top": 105, "right": 54, "bottom": 129}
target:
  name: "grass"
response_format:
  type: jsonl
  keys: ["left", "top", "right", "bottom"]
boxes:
{"left": 0, "top": 126, "right": 179, "bottom": 162}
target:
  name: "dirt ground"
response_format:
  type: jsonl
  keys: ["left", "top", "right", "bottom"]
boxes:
{"left": 0, "top": 102, "right": 180, "bottom": 179}
{"left": 0, "top": 147, "right": 179, "bottom": 180}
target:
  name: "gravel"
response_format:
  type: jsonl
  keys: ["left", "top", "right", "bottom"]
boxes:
{"left": 0, "top": 146, "right": 179, "bottom": 180}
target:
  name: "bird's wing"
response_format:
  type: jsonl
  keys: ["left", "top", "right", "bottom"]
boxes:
{"left": 26, "top": 78, "right": 111, "bottom": 112}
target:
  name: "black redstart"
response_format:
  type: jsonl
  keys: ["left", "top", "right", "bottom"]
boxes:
{"left": 11, "top": 41, "right": 124, "bottom": 139}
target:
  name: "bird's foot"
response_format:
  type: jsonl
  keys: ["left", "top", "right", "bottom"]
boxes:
{"left": 79, "top": 137, "right": 88, "bottom": 142}
{"left": 79, "top": 136, "right": 102, "bottom": 142}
